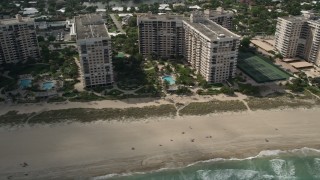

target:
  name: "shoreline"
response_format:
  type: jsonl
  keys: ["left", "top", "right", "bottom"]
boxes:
{"left": 93, "top": 146, "right": 320, "bottom": 179}
{"left": 0, "top": 108, "right": 320, "bottom": 179}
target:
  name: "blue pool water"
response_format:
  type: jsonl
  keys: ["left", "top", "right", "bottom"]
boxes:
{"left": 19, "top": 79, "right": 32, "bottom": 89}
{"left": 42, "top": 81, "right": 55, "bottom": 90}
{"left": 162, "top": 76, "right": 175, "bottom": 85}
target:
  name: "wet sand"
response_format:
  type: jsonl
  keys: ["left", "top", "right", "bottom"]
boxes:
{"left": 0, "top": 108, "right": 320, "bottom": 179}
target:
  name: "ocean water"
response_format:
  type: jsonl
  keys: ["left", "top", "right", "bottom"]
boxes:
{"left": 94, "top": 148, "right": 320, "bottom": 180}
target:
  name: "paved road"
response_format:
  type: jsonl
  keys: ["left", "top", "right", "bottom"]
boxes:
{"left": 110, "top": 14, "right": 126, "bottom": 34}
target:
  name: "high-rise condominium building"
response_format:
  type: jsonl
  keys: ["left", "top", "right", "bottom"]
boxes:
{"left": 0, "top": 14, "right": 40, "bottom": 65}
{"left": 75, "top": 14, "right": 114, "bottom": 88}
{"left": 184, "top": 11, "right": 240, "bottom": 83}
{"left": 137, "top": 12, "right": 240, "bottom": 83}
{"left": 137, "top": 12, "right": 185, "bottom": 58}
{"left": 275, "top": 12, "right": 320, "bottom": 66}
{"left": 204, "top": 7, "right": 233, "bottom": 30}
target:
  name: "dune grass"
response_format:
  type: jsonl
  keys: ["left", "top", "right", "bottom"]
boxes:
{"left": 0, "top": 104, "right": 176, "bottom": 126}
{"left": 179, "top": 100, "right": 247, "bottom": 116}
{"left": 245, "top": 93, "right": 319, "bottom": 111}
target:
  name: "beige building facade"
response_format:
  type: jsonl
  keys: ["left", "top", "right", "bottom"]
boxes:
{"left": 0, "top": 14, "right": 40, "bottom": 65}
{"left": 137, "top": 12, "right": 185, "bottom": 58}
{"left": 184, "top": 11, "right": 240, "bottom": 83}
{"left": 275, "top": 13, "right": 320, "bottom": 66}
{"left": 75, "top": 14, "right": 114, "bottom": 88}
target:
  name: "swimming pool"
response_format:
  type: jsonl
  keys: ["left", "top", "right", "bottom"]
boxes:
{"left": 162, "top": 76, "right": 175, "bottom": 85}
{"left": 42, "top": 81, "right": 55, "bottom": 90}
{"left": 19, "top": 79, "right": 32, "bottom": 89}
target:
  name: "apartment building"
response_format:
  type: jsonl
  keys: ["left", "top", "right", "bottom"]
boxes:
{"left": 137, "top": 12, "right": 185, "bottom": 58}
{"left": 184, "top": 11, "right": 240, "bottom": 83}
{"left": 275, "top": 12, "right": 320, "bottom": 66}
{"left": 137, "top": 12, "right": 240, "bottom": 83}
{"left": 75, "top": 14, "right": 114, "bottom": 88}
{"left": 0, "top": 14, "right": 40, "bottom": 65}
{"left": 303, "top": 20, "right": 320, "bottom": 66}
{"left": 204, "top": 7, "right": 233, "bottom": 30}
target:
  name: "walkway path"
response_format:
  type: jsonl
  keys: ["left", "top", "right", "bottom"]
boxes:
{"left": 73, "top": 58, "right": 84, "bottom": 92}
{"left": 113, "top": 84, "right": 143, "bottom": 95}
{"left": 2, "top": 71, "right": 14, "bottom": 80}
{"left": 110, "top": 14, "right": 126, "bottom": 34}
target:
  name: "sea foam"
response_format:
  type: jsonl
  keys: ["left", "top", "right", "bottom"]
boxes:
{"left": 93, "top": 147, "right": 320, "bottom": 179}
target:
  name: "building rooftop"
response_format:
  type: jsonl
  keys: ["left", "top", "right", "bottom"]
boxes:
{"left": 75, "top": 14, "right": 109, "bottom": 40}
{"left": 138, "top": 12, "right": 183, "bottom": 22}
{"left": 251, "top": 39, "right": 274, "bottom": 51}
{"left": 183, "top": 18, "right": 240, "bottom": 40}
{"left": 290, "top": 61, "right": 314, "bottom": 69}
{"left": 280, "top": 12, "right": 318, "bottom": 22}
{"left": 204, "top": 7, "right": 233, "bottom": 17}
{"left": 0, "top": 15, "right": 34, "bottom": 25}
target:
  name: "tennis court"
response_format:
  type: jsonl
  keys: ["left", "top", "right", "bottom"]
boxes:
{"left": 237, "top": 53, "right": 290, "bottom": 83}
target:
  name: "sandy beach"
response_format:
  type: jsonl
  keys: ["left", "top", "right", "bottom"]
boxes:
{"left": 0, "top": 108, "right": 320, "bottom": 179}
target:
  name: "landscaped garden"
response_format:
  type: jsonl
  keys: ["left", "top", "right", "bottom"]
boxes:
{"left": 0, "top": 46, "right": 79, "bottom": 102}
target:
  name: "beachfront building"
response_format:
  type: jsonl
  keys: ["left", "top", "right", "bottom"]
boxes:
{"left": 184, "top": 11, "right": 240, "bottom": 83}
{"left": 137, "top": 12, "right": 240, "bottom": 83}
{"left": 0, "top": 14, "right": 40, "bottom": 65}
{"left": 137, "top": 12, "right": 185, "bottom": 58}
{"left": 203, "top": 7, "right": 234, "bottom": 30}
{"left": 75, "top": 14, "right": 114, "bottom": 88}
{"left": 275, "top": 12, "right": 320, "bottom": 66}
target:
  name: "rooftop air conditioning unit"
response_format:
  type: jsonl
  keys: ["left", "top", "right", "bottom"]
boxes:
{"left": 218, "top": 34, "right": 225, "bottom": 38}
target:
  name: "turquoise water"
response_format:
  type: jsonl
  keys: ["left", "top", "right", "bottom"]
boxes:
{"left": 162, "top": 76, "right": 175, "bottom": 85}
{"left": 95, "top": 148, "right": 320, "bottom": 180}
{"left": 19, "top": 79, "right": 32, "bottom": 89}
{"left": 42, "top": 81, "right": 55, "bottom": 90}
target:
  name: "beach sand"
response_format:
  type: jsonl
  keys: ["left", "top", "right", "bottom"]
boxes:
{"left": 0, "top": 108, "right": 320, "bottom": 179}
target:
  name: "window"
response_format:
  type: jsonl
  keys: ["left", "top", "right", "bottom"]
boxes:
{"left": 81, "top": 45, "right": 87, "bottom": 54}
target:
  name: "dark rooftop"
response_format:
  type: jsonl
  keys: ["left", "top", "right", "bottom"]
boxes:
{"left": 75, "top": 14, "right": 109, "bottom": 40}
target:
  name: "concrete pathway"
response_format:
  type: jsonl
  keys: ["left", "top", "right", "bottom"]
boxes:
{"left": 73, "top": 58, "right": 85, "bottom": 92}
{"left": 110, "top": 14, "right": 126, "bottom": 34}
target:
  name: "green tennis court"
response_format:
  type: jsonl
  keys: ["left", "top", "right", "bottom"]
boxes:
{"left": 237, "top": 53, "right": 290, "bottom": 83}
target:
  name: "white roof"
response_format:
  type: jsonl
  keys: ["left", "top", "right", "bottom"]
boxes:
{"left": 112, "top": 7, "right": 124, "bottom": 11}
{"left": 70, "top": 23, "right": 76, "bottom": 35}
{"left": 96, "top": 9, "right": 106, "bottom": 12}
{"left": 173, "top": 3, "right": 185, "bottom": 7}
{"left": 189, "top": 5, "right": 201, "bottom": 9}
{"left": 159, "top": 4, "right": 170, "bottom": 10}
{"left": 57, "top": 8, "right": 65, "bottom": 13}
{"left": 23, "top": 8, "right": 39, "bottom": 15}
{"left": 118, "top": 13, "right": 133, "bottom": 17}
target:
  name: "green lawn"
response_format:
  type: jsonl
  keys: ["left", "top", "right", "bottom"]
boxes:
{"left": 238, "top": 53, "right": 290, "bottom": 83}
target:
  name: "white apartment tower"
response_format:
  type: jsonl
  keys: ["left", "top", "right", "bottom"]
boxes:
{"left": 275, "top": 12, "right": 320, "bottom": 66}
{"left": 137, "top": 11, "right": 240, "bottom": 83}
{"left": 184, "top": 11, "right": 240, "bottom": 83}
{"left": 0, "top": 14, "right": 40, "bottom": 65}
{"left": 75, "top": 14, "right": 114, "bottom": 87}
